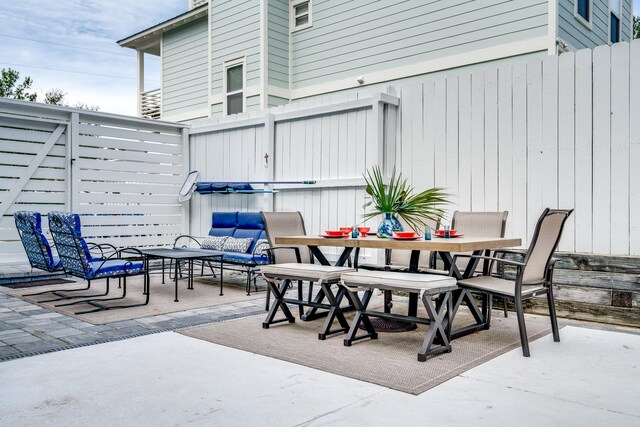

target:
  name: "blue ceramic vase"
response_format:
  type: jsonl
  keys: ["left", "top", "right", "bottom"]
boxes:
{"left": 378, "top": 212, "right": 404, "bottom": 238}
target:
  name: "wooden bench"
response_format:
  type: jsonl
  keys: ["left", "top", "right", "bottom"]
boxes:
{"left": 340, "top": 270, "right": 458, "bottom": 361}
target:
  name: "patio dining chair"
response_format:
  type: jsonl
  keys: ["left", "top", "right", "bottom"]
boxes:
{"left": 260, "top": 211, "right": 355, "bottom": 338}
{"left": 453, "top": 208, "right": 573, "bottom": 357}
{"left": 444, "top": 211, "right": 510, "bottom": 316}
{"left": 46, "top": 211, "right": 146, "bottom": 314}
{"left": 261, "top": 211, "right": 313, "bottom": 311}
{"left": 357, "top": 217, "right": 439, "bottom": 272}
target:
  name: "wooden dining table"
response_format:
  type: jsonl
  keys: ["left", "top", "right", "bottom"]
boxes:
{"left": 274, "top": 234, "right": 522, "bottom": 338}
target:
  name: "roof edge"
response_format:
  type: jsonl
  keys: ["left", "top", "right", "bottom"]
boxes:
{"left": 117, "top": 4, "right": 208, "bottom": 48}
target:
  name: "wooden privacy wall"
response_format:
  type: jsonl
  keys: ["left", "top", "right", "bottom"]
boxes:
{"left": 397, "top": 40, "right": 639, "bottom": 255}
{"left": 0, "top": 99, "right": 188, "bottom": 264}
{"left": 189, "top": 92, "right": 399, "bottom": 260}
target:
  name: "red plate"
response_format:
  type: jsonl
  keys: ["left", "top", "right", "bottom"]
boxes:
{"left": 434, "top": 233, "right": 464, "bottom": 238}
{"left": 390, "top": 236, "right": 420, "bottom": 240}
{"left": 319, "top": 234, "right": 347, "bottom": 238}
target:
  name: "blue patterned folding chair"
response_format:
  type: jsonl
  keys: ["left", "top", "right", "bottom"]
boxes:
{"left": 14, "top": 211, "right": 63, "bottom": 274}
{"left": 47, "top": 211, "right": 147, "bottom": 315}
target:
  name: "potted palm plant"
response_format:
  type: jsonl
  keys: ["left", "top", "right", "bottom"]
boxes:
{"left": 362, "top": 166, "right": 449, "bottom": 237}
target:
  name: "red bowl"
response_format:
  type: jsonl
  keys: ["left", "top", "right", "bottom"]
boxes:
{"left": 325, "top": 230, "right": 345, "bottom": 236}
{"left": 339, "top": 227, "right": 353, "bottom": 234}
{"left": 394, "top": 231, "right": 416, "bottom": 238}
{"left": 438, "top": 229, "right": 457, "bottom": 236}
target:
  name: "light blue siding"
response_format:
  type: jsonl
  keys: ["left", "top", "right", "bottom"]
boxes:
{"left": 290, "top": 0, "right": 548, "bottom": 89}
{"left": 162, "top": 17, "right": 208, "bottom": 117}
{"left": 268, "top": 95, "right": 289, "bottom": 107}
{"left": 211, "top": 0, "right": 261, "bottom": 106}
{"left": 246, "top": 94, "right": 261, "bottom": 111}
{"left": 558, "top": 0, "right": 633, "bottom": 50}
{"left": 268, "top": 0, "right": 289, "bottom": 89}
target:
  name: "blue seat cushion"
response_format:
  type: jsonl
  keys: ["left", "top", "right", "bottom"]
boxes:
{"left": 90, "top": 259, "right": 144, "bottom": 279}
{"left": 221, "top": 252, "right": 270, "bottom": 266}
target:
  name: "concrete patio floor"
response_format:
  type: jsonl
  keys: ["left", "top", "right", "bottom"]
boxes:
{"left": 1, "top": 321, "right": 639, "bottom": 426}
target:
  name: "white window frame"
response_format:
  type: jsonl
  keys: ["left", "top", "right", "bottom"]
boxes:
{"left": 290, "top": 0, "right": 312, "bottom": 32}
{"left": 608, "top": 0, "right": 622, "bottom": 44}
{"left": 574, "top": 0, "right": 593, "bottom": 30}
{"left": 222, "top": 57, "right": 246, "bottom": 116}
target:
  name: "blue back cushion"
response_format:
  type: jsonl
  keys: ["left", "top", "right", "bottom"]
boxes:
{"left": 234, "top": 212, "right": 265, "bottom": 252}
{"left": 210, "top": 212, "right": 238, "bottom": 237}
{"left": 14, "top": 211, "right": 56, "bottom": 271}
{"left": 48, "top": 212, "right": 94, "bottom": 278}
{"left": 208, "top": 212, "right": 266, "bottom": 252}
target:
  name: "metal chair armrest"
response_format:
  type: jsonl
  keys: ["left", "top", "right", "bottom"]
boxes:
{"left": 173, "top": 235, "right": 202, "bottom": 248}
{"left": 86, "top": 242, "right": 118, "bottom": 259}
{"left": 450, "top": 253, "right": 526, "bottom": 277}
{"left": 265, "top": 246, "right": 302, "bottom": 263}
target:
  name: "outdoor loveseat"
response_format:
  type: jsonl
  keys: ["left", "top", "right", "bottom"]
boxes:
{"left": 174, "top": 212, "right": 270, "bottom": 294}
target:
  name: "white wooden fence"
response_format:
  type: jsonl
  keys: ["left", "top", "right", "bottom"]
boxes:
{"left": 189, "top": 93, "right": 399, "bottom": 261}
{"left": 188, "top": 40, "right": 639, "bottom": 256}
{"left": 0, "top": 99, "right": 189, "bottom": 264}
{"left": 396, "top": 40, "right": 639, "bottom": 255}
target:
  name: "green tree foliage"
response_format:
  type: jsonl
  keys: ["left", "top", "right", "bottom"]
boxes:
{"left": 43, "top": 88, "right": 66, "bottom": 105}
{"left": 0, "top": 68, "right": 38, "bottom": 101}
{"left": 1, "top": 68, "right": 99, "bottom": 110}
{"left": 634, "top": 16, "right": 639, "bottom": 39}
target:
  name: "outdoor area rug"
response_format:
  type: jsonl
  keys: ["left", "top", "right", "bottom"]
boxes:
{"left": 179, "top": 300, "right": 557, "bottom": 395}
{"left": 3, "top": 273, "right": 265, "bottom": 325}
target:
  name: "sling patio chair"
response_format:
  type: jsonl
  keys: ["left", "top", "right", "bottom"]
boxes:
{"left": 46, "top": 211, "right": 146, "bottom": 315}
{"left": 261, "top": 211, "right": 314, "bottom": 312}
{"left": 438, "top": 211, "right": 510, "bottom": 316}
{"left": 260, "top": 211, "right": 355, "bottom": 339}
{"left": 356, "top": 217, "right": 440, "bottom": 272}
{"left": 452, "top": 208, "right": 573, "bottom": 357}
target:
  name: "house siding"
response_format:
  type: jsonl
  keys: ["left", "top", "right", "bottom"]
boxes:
{"left": 211, "top": 0, "right": 261, "bottom": 111}
{"left": 162, "top": 16, "right": 209, "bottom": 117}
{"left": 558, "top": 0, "right": 633, "bottom": 50}
{"left": 268, "top": 0, "right": 289, "bottom": 90}
{"left": 290, "top": 0, "right": 548, "bottom": 89}
{"left": 268, "top": 95, "right": 289, "bottom": 107}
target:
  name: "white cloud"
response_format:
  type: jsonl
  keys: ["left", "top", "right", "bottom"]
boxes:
{"left": 0, "top": 0, "right": 186, "bottom": 115}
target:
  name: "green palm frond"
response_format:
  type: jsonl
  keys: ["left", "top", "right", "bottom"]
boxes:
{"left": 362, "top": 165, "right": 451, "bottom": 232}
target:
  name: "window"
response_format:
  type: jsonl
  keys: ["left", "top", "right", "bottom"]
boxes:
{"left": 575, "top": 0, "right": 592, "bottom": 27}
{"left": 610, "top": 0, "right": 621, "bottom": 43}
{"left": 291, "top": 0, "right": 312, "bottom": 32}
{"left": 224, "top": 60, "right": 244, "bottom": 115}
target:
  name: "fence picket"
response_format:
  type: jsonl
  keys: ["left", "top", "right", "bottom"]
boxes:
{"left": 592, "top": 45, "right": 612, "bottom": 253}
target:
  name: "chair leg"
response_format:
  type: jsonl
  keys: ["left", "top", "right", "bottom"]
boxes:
{"left": 514, "top": 296, "right": 530, "bottom": 357}
{"left": 503, "top": 297, "right": 508, "bottom": 318}
{"left": 547, "top": 288, "right": 560, "bottom": 342}
{"left": 265, "top": 286, "right": 271, "bottom": 311}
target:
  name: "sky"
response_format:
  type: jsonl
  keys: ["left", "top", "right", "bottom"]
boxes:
{"left": 0, "top": 0, "right": 186, "bottom": 116}
{"left": 0, "top": 1, "right": 639, "bottom": 117}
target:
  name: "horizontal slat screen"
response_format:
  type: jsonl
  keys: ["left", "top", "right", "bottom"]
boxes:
{"left": 0, "top": 100, "right": 188, "bottom": 265}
